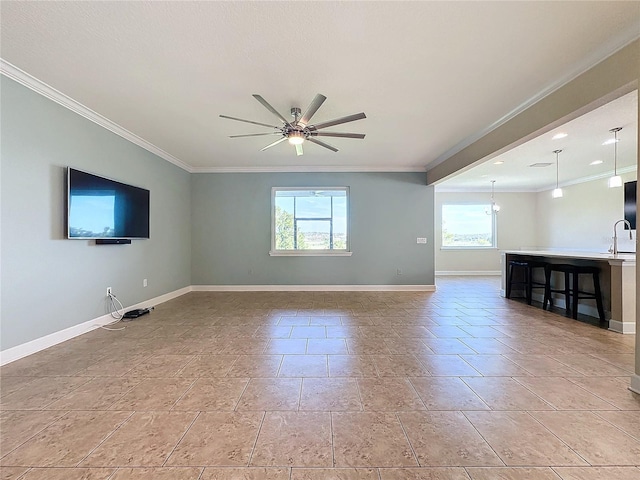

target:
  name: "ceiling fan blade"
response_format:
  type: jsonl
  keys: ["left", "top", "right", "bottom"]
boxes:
{"left": 219, "top": 114, "right": 281, "bottom": 129}
{"left": 311, "top": 132, "right": 365, "bottom": 139}
{"left": 308, "top": 112, "right": 366, "bottom": 131}
{"left": 306, "top": 137, "right": 338, "bottom": 152}
{"left": 253, "top": 95, "right": 291, "bottom": 125}
{"left": 295, "top": 144, "right": 304, "bottom": 156}
{"left": 260, "top": 137, "right": 287, "bottom": 151}
{"left": 229, "top": 132, "right": 281, "bottom": 138}
{"left": 298, "top": 94, "right": 327, "bottom": 126}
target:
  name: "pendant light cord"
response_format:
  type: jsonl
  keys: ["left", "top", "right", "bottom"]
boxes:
{"left": 613, "top": 129, "right": 618, "bottom": 175}
{"left": 554, "top": 149, "right": 562, "bottom": 189}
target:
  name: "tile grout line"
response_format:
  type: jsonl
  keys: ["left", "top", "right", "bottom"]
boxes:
{"left": 564, "top": 375, "right": 627, "bottom": 409}
{"left": 195, "top": 466, "right": 206, "bottom": 480}
{"left": 74, "top": 409, "right": 136, "bottom": 467}
{"left": 296, "top": 376, "right": 304, "bottom": 412}
{"left": 329, "top": 410, "right": 336, "bottom": 467}
{"left": 169, "top": 377, "right": 200, "bottom": 411}
{"left": 405, "top": 376, "right": 428, "bottom": 411}
{"left": 591, "top": 410, "right": 640, "bottom": 442}
{"left": 459, "top": 410, "right": 507, "bottom": 467}
{"left": 161, "top": 410, "right": 201, "bottom": 467}
{"left": 523, "top": 410, "right": 593, "bottom": 466}
{"left": 0, "top": 409, "right": 68, "bottom": 461}
{"left": 394, "top": 411, "right": 420, "bottom": 467}
{"left": 246, "top": 411, "right": 267, "bottom": 467}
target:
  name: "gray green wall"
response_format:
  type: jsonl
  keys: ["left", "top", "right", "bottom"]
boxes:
{"left": 1, "top": 76, "right": 435, "bottom": 352}
{"left": 1, "top": 77, "right": 192, "bottom": 350}
{"left": 191, "top": 172, "right": 435, "bottom": 286}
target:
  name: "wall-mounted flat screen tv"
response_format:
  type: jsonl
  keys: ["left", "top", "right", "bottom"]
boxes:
{"left": 67, "top": 168, "right": 150, "bottom": 239}
{"left": 624, "top": 180, "right": 636, "bottom": 230}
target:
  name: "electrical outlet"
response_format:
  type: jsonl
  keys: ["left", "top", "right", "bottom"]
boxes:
{"left": 106, "top": 287, "right": 112, "bottom": 296}
{"left": 143, "top": 279, "right": 148, "bottom": 287}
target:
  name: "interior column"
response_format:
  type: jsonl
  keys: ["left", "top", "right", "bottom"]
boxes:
{"left": 633, "top": 87, "right": 640, "bottom": 395}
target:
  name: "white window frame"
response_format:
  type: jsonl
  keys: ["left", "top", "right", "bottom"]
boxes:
{"left": 441, "top": 203, "right": 497, "bottom": 250}
{"left": 270, "top": 187, "right": 352, "bottom": 256}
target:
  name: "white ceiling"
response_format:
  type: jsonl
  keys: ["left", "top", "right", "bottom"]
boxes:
{"left": 1, "top": 1, "right": 639, "bottom": 177}
{"left": 437, "top": 90, "right": 639, "bottom": 192}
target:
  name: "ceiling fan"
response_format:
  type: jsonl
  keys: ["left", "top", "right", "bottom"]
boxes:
{"left": 220, "top": 94, "right": 366, "bottom": 156}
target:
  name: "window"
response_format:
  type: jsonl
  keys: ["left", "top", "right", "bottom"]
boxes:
{"left": 441, "top": 204, "right": 496, "bottom": 248}
{"left": 271, "top": 187, "right": 351, "bottom": 256}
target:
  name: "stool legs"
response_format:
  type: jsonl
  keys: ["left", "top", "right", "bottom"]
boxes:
{"left": 593, "top": 272, "right": 606, "bottom": 322}
{"left": 572, "top": 271, "right": 579, "bottom": 319}
{"left": 506, "top": 263, "right": 514, "bottom": 299}
{"left": 543, "top": 266, "right": 552, "bottom": 310}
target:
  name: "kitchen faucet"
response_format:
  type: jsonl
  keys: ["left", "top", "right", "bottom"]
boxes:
{"left": 610, "top": 219, "right": 633, "bottom": 255}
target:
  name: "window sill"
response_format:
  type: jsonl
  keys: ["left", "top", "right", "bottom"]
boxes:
{"left": 269, "top": 250, "right": 353, "bottom": 257}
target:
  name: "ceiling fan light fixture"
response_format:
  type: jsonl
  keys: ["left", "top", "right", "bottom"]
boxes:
{"left": 288, "top": 132, "right": 305, "bottom": 145}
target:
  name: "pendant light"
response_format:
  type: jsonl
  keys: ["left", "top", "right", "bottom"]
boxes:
{"left": 490, "top": 180, "right": 501, "bottom": 212}
{"left": 486, "top": 180, "right": 500, "bottom": 214}
{"left": 552, "top": 149, "right": 563, "bottom": 198}
{"left": 608, "top": 127, "right": 623, "bottom": 188}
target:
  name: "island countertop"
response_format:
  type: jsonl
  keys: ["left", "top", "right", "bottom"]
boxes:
{"left": 501, "top": 249, "right": 635, "bottom": 263}
{"left": 500, "top": 250, "right": 636, "bottom": 334}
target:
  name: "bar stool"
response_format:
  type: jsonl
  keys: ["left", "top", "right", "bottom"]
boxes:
{"left": 543, "top": 264, "right": 605, "bottom": 322}
{"left": 506, "top": 259, "right": 547, "bottom": 305}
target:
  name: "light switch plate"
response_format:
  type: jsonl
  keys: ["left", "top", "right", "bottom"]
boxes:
{"left": 417, "top": 237, "right": 427, "bottom": 244}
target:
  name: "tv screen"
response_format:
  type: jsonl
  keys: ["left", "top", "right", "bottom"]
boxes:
{"left": 624, "top": 180, "right": 636, "bottom": 230}
{"left": 67, "top": 168, "right": 150, "bottom": 239}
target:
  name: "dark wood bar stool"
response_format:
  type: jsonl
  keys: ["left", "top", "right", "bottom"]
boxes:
{"left": 543, "top": 264, "right": 606, "bottom": 322}
{"left": 506, "top": 259, "right": 547, "bottom": 305}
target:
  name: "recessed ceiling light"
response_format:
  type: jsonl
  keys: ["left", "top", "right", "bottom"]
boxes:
{"left": 480, "top": 174, "right": 489, "bottom": 177}
{"left": 493, "top": 160, "right": 504, "bottom": 165}
{"left": 529, "top": 162, "right": 552, "bottom": 168}
{"left": 602, "top": 138, "right": 619, "bottom": 146}
{"left": 590, "top": 160, "right": 603, "bottom": 165}
{"left": 552, "top": 132, "right": 568, "bottom": 140}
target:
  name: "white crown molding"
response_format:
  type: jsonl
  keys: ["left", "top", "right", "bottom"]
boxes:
{"left": 0, "top": 59, "right": 194, "bottom": 173}
{"left": 427, "top": 34, "right": 640, "bottom": 172}
{"left": 0, "top": 59, "right": 428, "bottom": 175}
{"left": 190, "top": 165, "right": 428, "bottom": 174}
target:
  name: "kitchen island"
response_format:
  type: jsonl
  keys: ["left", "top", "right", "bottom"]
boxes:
{"left": 501, "top": 250, "right": 636, "bottom": 334}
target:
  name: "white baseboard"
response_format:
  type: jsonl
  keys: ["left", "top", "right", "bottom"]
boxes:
{"left": 608, "top": 319, "right": 636, "bottom": 335}
{"left": 0, "top": 286, "right": 192, "bottom": 366}
{"left": 192, "top": 284, "right": 436, "bottom": 292}
{"left": 435, "top": 271, "right": 501, "bottom": 276}
{"left": 630, "top": 375, "right": 640, "bottom": 395}
{"left": 1, "top": 284, "right": 439, "bottom": 365}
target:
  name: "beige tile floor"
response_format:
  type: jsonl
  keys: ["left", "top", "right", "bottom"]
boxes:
{"left": 1, "top": 276, "right": 639, "bottom": 480}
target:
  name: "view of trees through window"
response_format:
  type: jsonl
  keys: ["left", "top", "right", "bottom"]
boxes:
{"left": 274, "top": 189, "right": 348, "bottom": 251}
{"left": 442, "top": 204, "right": 495, "bottom": 247}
